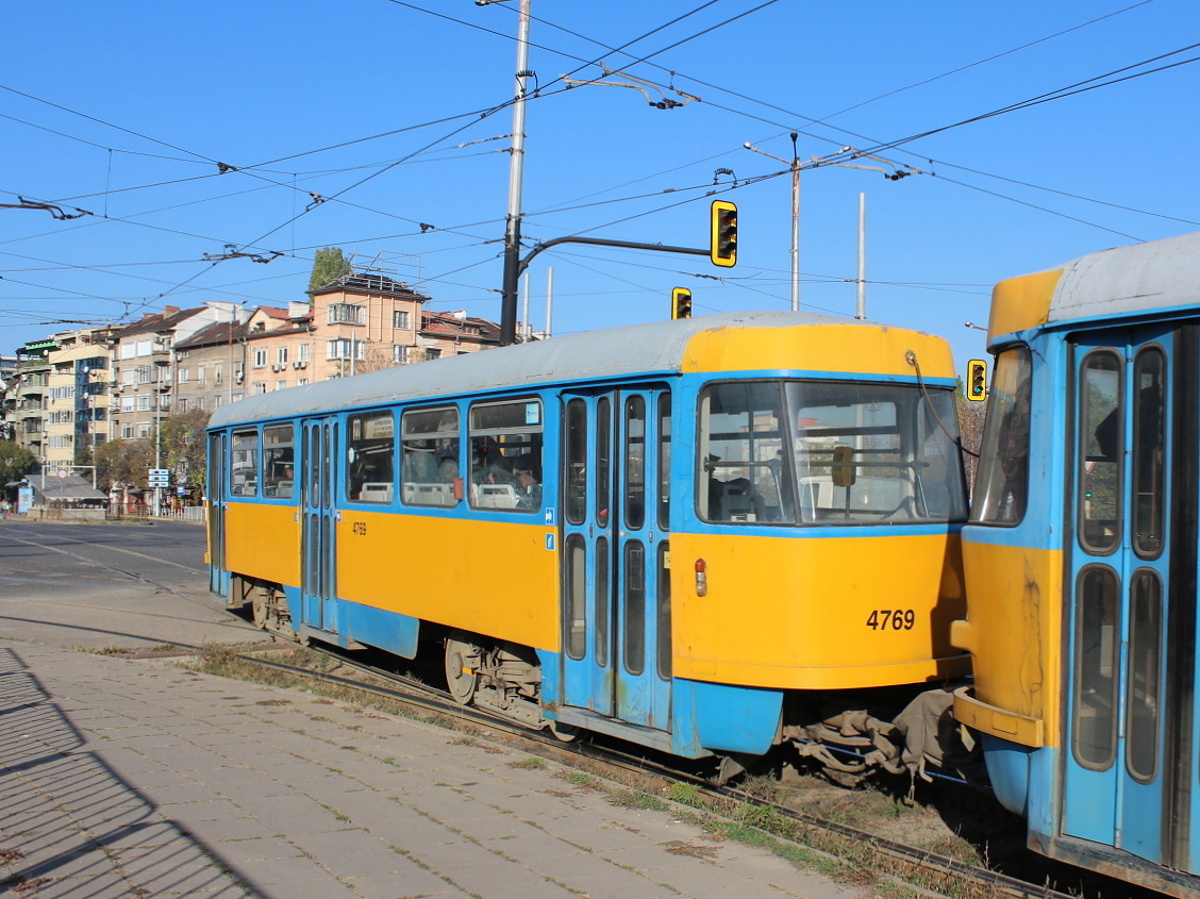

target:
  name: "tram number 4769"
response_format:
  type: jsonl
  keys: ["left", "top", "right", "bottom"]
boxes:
{"left": 865, "top": 609, "right": 915, "bottom": 630}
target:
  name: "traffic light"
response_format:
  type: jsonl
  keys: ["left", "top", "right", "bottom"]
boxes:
{"left": 671, "top": 287, "right": 692, "bottom": 320}
{"left": 967, "top": 359, "right": 988, "bottom": 401}
{"left": 710, "top": 200, "right": 737, "bottom": 267}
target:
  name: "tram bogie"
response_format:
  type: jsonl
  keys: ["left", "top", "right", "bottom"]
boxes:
{"left": 207, "top": 310, "right": 970, "bottom": 782}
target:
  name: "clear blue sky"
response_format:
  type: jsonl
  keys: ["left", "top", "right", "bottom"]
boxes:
{"left": 3, "top": 0, "right": 1198, "bottom": 371}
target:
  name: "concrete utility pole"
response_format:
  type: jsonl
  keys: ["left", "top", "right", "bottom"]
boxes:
{"left": 493, "top": 0, "right": 532, "bottom": 347}
{"left": 856, "top": 192, "right": 867, "bottom": 320}
{"left": 743, "top": 134, "right": 800, "bottom": 310}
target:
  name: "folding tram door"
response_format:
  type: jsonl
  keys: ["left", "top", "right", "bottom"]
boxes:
{"left": 1063, "top": 323, "right": 1200, "bottom": 872}
{"left": 560, "top": 387, "right": 673, "bottom": 731}
{"left": 300, "top": 417, "right": 340, "bottom": 635}
{"left": 207, "top": 431, "right": 227, "bottom": 595}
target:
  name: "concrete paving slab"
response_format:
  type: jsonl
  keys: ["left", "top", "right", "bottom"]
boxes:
{"left": 0, "top": 522, "right": 871, "bottom": 899}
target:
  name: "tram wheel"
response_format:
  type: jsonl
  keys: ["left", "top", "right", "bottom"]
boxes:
{"left": 251, "top": 593, "right": 269, "bottom": 629}
{"left": 445, "top": 638, "right": 480, "bottom": 705}
{"left": 547, "top": 720, "right": 580, "bottom": 743}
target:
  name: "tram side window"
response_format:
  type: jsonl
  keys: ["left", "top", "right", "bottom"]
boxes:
{"left": 1073, "top": 565, "right": 1120, "bottom": 770}
{"left": 1079, "top": 350, "right": 1123, "bottom": 553}
{"left": 262, "top": 424, "right": 295, "bottom": 498}
{"left": 401, "top": 406, "right": 460, "bottom": 508}
{"left": 469, "top": 399, "right": 543, "bottom": 512}
{"left": 971, "top": 347, "right": 1032, "bottom": 525}
{"left": 347, "top": 411, "right": 396, "bottom": 503}
{"left": 230, "top": 429, "right": 259, "bottom": 497}
{"left": 697, "top": 382, "right": 795, "bottom": 525}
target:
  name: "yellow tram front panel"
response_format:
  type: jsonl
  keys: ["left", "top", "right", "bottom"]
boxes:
{"left": 224, "top": 502, "right": 301, "bottom": 589}
{"left": 952, "top": 542, "right": 1062, "bottom": 748}
{"left": 669, "top": 530, "right": 967, "bottom": 689}
{"left": 336, "top": 509, "right": 560, "bottom": 653}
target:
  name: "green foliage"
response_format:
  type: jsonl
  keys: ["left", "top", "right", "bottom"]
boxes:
{"left": 95, "top": 438, "right": 155, "bottom": 489}
{"left": 309, "top": 247, "right": 352, "bottom": 292}
{"left": 0, "top": 441, "right": 36, "bottom": 483}
{"left": 160, "top": 408, "right": 210, "bottom": 486}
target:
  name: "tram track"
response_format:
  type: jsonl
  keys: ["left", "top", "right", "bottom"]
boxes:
{"left": 200, "top": 633, "right": 1084, "bottom": 899}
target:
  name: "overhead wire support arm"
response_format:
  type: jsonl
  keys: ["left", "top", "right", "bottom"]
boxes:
{"left": 562, "top": 64, "right": 700, "bottom": 110}
{"left": 0, "top": 196, "right": 92, "bottom": 220}
{"left": 202, "top": 244, "right": 284, "bottom": 264}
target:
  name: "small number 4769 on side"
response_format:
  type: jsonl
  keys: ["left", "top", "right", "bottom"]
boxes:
{"left": 866, "top": 609, "right": 915, "bottom": 630}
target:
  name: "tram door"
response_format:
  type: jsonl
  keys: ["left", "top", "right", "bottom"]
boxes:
{"left": 300, "top": 418, "right": 340, "bottom": 634}
{"left": 560, "top": 388, "right": 672, "bottom": 730}
{"left": 1063, "top": 324, "right": 1200, "bottom": 871}
{"left": 207, "top": 431, "right": 227, "bottom": 595}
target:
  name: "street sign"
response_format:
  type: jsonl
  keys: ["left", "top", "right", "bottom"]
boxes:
{"left": 56, "top": 468, "right": 68, "bottom": 479}
{"left": 149, "top": 468, "right": 169, "bottom": 477}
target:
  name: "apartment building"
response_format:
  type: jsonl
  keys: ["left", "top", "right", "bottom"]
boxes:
{"left": 9, "top": 339, "right": 56, "bottom": 464}
{"left": 44, "top": 329, "right": 113, "bottom": 466}
{"left": 173, "top": 318, "right": 251, "bottom": 414}
{"left": 109, "top": 302, "right": 246, "bottom": 441}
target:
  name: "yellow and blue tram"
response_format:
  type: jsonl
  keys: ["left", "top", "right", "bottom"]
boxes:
{"left": 207, "top": 310, "right": 969, "bottom": 776}
{"left": 953, "top": 232, "right": 1200, "bottom": 896}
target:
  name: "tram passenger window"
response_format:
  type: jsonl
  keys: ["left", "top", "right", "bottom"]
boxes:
{"left": 1073, "top": 565, "right": 1120, "bottom": 770}
{"left": 230, "top": 429, "right": 259, "bottom": 497}
{"left": 1132, "top": 347, "right": 1165, "bottom": 559}
{"left": 657, "top": 394, "right": 671, "bottom": 531}
{"left": 1079, "top": 350, "right": 1123, "bottom": 553}
{"left": 697, "top": 382, "right": 794, "bottom": 524}
{"left": 262, "top": 424, "right": 295, "bottom": 498}
{"left": 401, "top": 407, "right": 460, "bottom": 508}
{"left": 468, "top": 399, "right": 543, "bottom": 513}
{"left": 564, "top": 400, "right": 587, "bottom": 525}
{"left": 347, "top": 411, "right": 395, "bottom": 503}
{"left": 971, "top": 347, "right": 1032, "bottom": 525}
{"left": 699, "top": 379, "right": 966, "bottom": 526}
{"left": 624, "top": 395, "right": 646, "bottom": 530}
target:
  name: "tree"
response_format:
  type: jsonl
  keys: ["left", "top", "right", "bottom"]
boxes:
{"left": 160, "top": 408, "right": 210, "bottom": 487}
{"left": 96, "top": 438, "right": 155, "bottom": 490}
{"left": 309, "top": 247, "right": 352, "bottom": 292}
{"left": 956, "top": 394, "right": 987, "bottom": 499}
{"left": 0, "top": 441, "right": 36, "bottom": 483}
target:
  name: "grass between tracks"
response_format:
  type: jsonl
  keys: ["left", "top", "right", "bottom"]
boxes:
{"left": 184, "top": 643, "right": 1002, "bottom": 899}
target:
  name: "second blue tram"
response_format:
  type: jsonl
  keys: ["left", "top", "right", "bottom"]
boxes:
{"left": 954, "top": 231, "right": 1200, "bottom": 896}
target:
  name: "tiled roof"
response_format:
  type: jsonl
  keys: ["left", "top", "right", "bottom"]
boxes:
{"left": 174, "top": 320, "right": 249, "bottom": 350}
{"left": 111, "top": 307, "right": 204, "bottom": 339}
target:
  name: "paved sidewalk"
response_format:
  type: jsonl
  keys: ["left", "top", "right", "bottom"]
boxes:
{"left": 0, "top": 641, "right": 866, "bottom": 899}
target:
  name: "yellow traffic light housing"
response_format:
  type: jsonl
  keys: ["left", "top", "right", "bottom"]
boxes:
{"left": 671, "top": 287, "right": 692, "bottom": 320}
{"left": 710, "top": 200, "right": 737, "bottom": 267}
{"left": 968, "top": 359, "right": 988, "bottom": 401}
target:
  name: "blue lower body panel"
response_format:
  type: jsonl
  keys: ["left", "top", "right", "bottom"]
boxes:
{"left": 342, "top": 600, "right": 420, "bottom": 659}
{"left": 678, "top": 679, "right": 783, "bottom": 756}
{"left": 982, "top": 733, "right": 1034, "bottom": 816}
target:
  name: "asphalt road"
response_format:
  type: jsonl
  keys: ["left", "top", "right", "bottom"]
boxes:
{"left": 0, "top": 519, "right": 262, "bottom": 650}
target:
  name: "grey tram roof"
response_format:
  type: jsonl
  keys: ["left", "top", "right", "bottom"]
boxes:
{"left": 208, "top": 310, "right": 891, "bottom": 430}
{"left": 1044, "top": 229, "right": 1200, "bottom": 325}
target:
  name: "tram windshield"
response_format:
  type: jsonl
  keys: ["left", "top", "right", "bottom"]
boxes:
{"left": 697, "top": 380, "right": 966, "bottom": 525}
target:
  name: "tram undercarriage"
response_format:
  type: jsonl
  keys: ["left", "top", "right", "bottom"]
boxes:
{"left": 232, "top": 575, "right": 972, "bottom": 785}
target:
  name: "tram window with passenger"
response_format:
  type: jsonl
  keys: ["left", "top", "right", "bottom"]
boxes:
{"left": 230, "top": 429, "right": 259, "bottom": 496}
{"left": 262, "top": 424, "right": 295, "bottom": 498}
{"left": 698, "top": 380, "right": 965, "bottom": 525}
{"left": 468, "top": 399, "right": 543, "bottom": 512}
{"left": 401, "top": 406, "right": 460, "bottom": 507}
{"left": 347, "top": 411, "right": 396, "bottom": 503}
